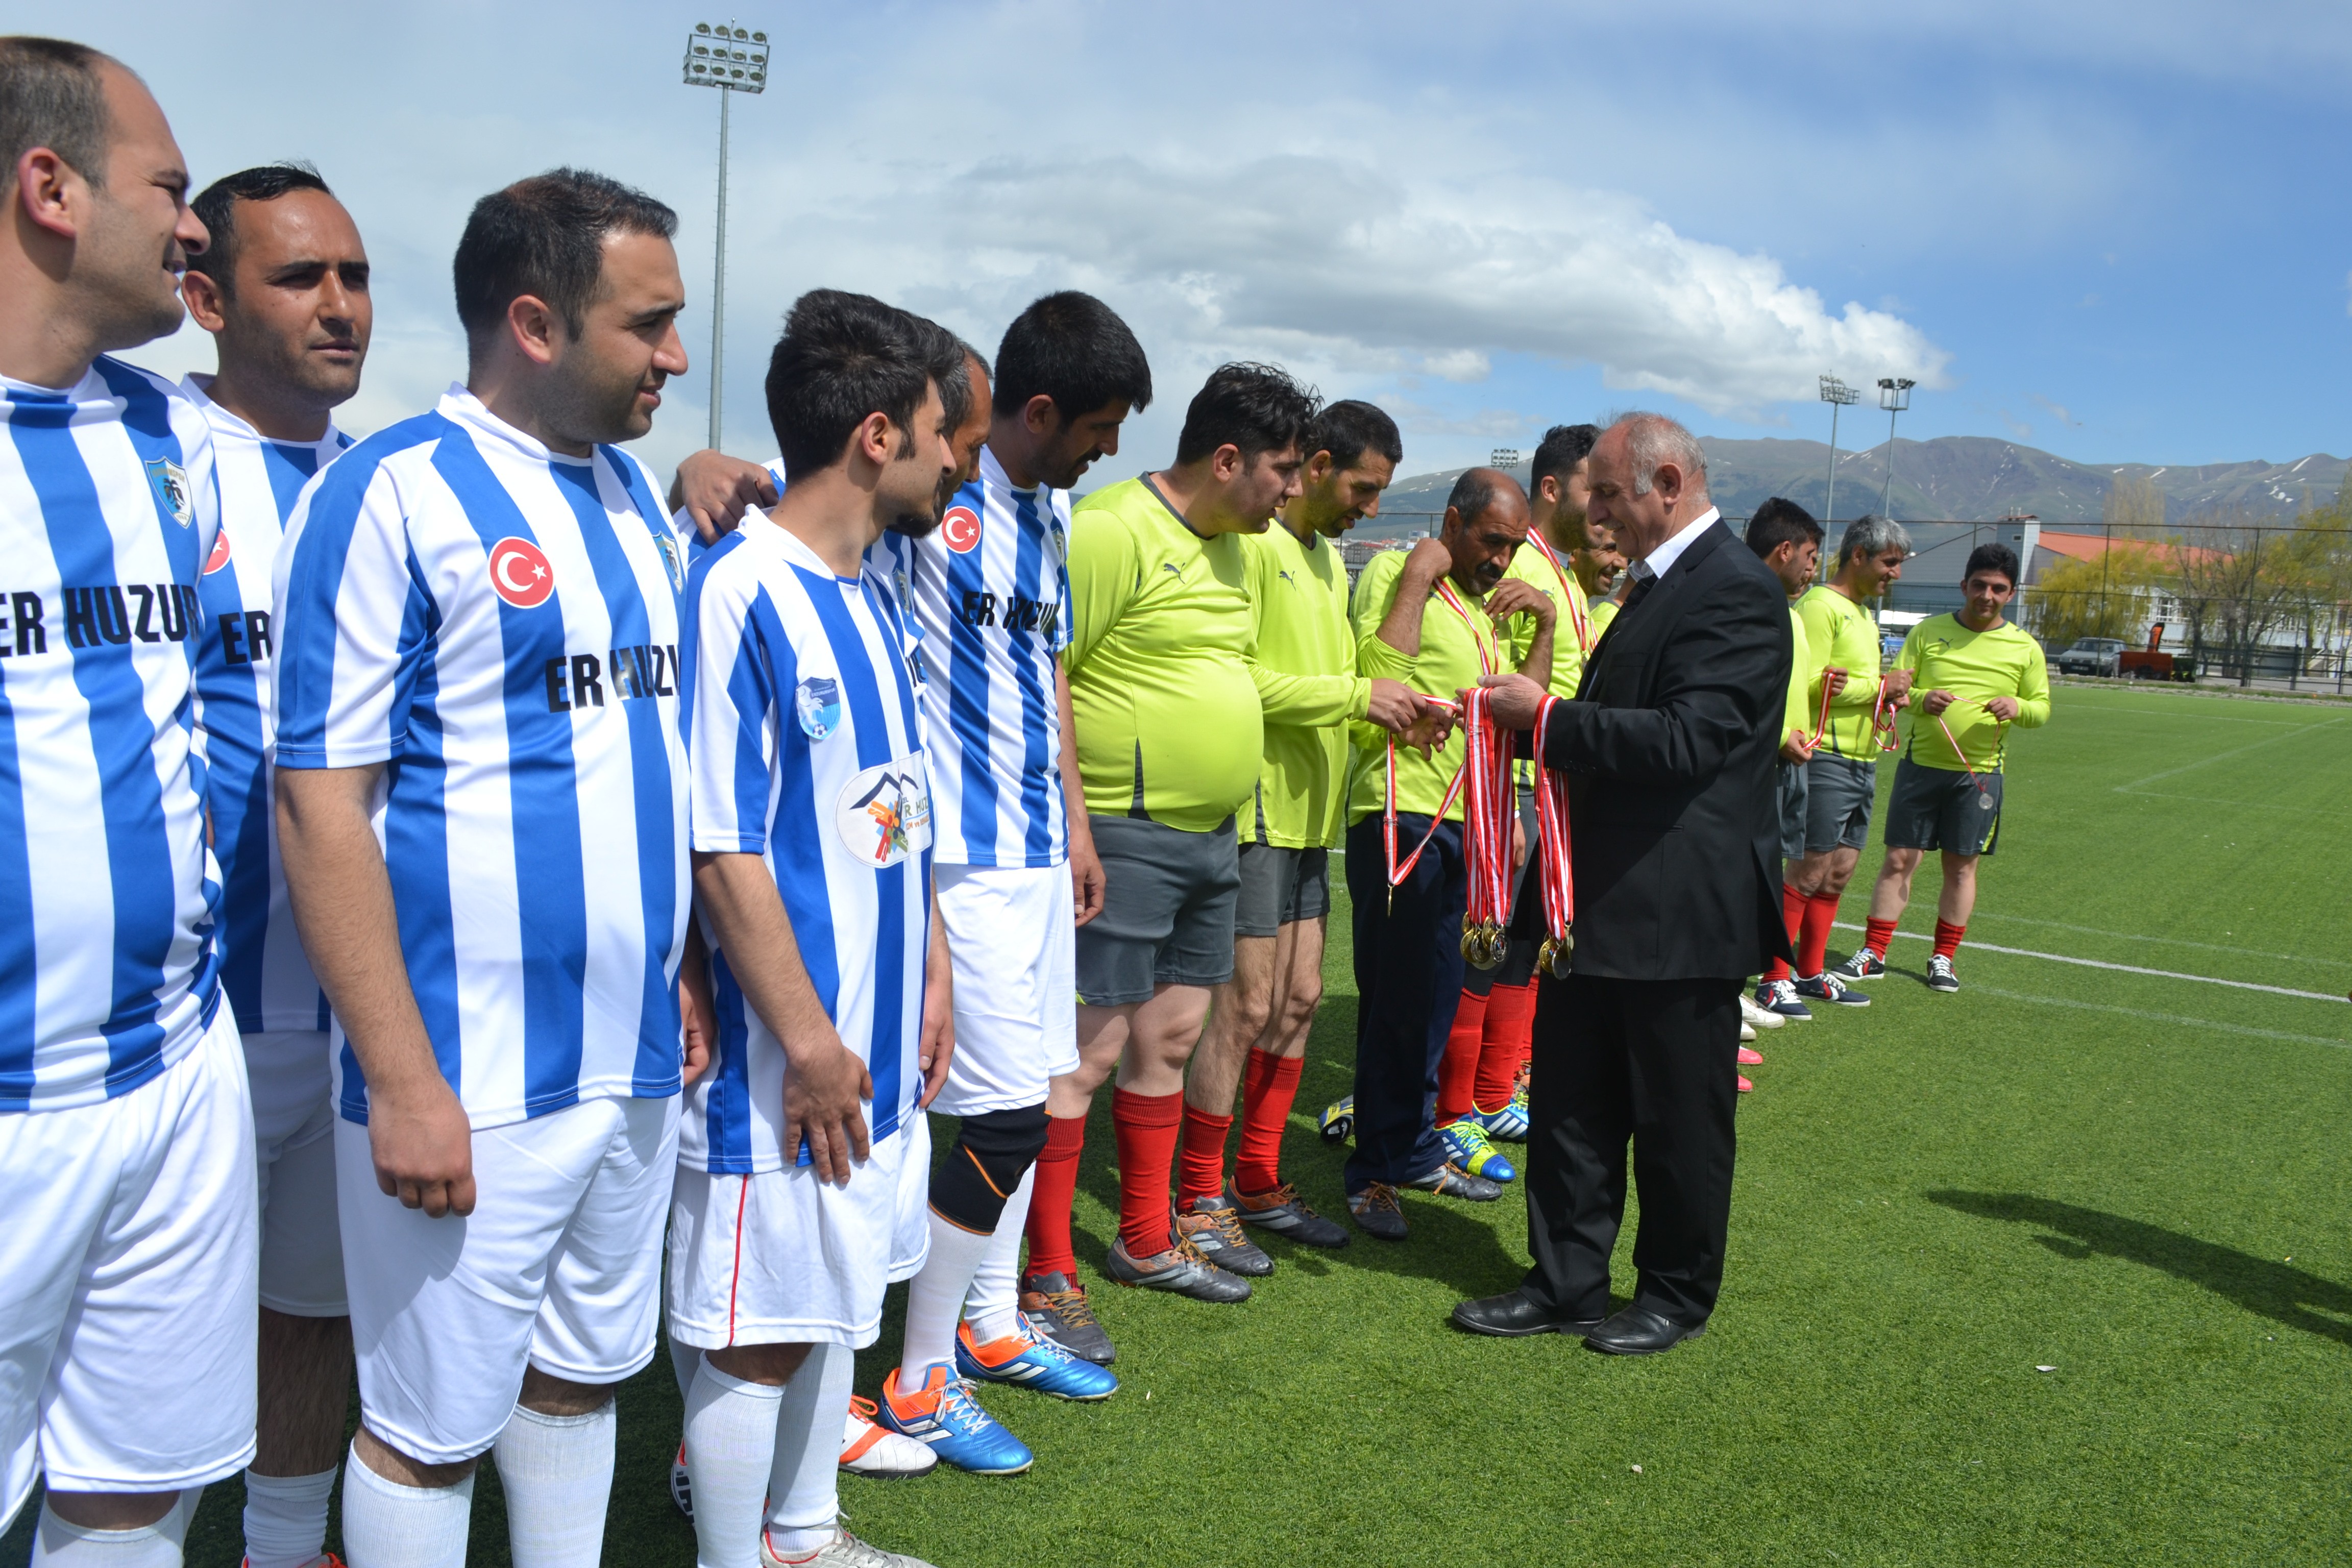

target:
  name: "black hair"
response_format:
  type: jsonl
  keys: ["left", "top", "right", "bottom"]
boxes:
{"left": 1964, "top": 542, "right": 2021, "bottom": 587}
{"left": 0, "top": 36, "right": 119, "bottom": 194}
{"left": 992, "top": 290, "right": 1153, "bottom": 421}
{"left": 765, "top": 288, "right": 937, "bottom": 478}
{"left": 186, "top": 162, "right": 331, "bottom": 298}
{"left": 923, "top": 325, "right": 982, "bottom": 436}
{"left": 1530, "top": 422, "right": 1600, "bottom": 495}
{"left": 1172, "top": 362, "right": 1320, "bottom": 467}
{"left": 1745, "top": 496, "right": 1822, "bottom": 558}
{"left": 1307, "top": 399, "right": 1402, "bottom": 470}
{"left": 452, "top": 167, "right": 677, "bottom": 345}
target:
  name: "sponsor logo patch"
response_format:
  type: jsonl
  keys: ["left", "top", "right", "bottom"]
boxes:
{"left": 835, "top": 755, "right": 931, "bottom": 868}
{"left": 488, "top": 536, "right": 555, "bottom": 609}
{"left": 204, "top": 528, "right": 233, "bottom": 575}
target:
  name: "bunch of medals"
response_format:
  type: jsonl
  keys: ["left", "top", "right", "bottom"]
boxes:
{"left": 1457, "top": 686, "right": 1514, "bottom": 970}
{"left": 1530, "top": 693, "right": 1576, "bottom": 978}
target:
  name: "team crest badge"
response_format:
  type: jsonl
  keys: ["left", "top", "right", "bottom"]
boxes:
{"left": 204, "top": 528, "right": 233, "bottom": 575}
{"left": 941, "top": 505, "right": 982, "bottom": 554}
{"left": 487, "top": 536, "right": 556, "bottom": 608}
{"left": 145, "top": 457, "right": 193, "bottom": 528}
{"left": 835, "top": 756, "right": 932, "bottom": 869}
{"left": 654, "top": 533, "right": 684, "bottom": 593}
{"left": 795, "top": 676, "right": 841, "bottom": 741}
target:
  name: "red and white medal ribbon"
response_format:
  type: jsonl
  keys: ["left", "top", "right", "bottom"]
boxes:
{"left": 1531, "top": 696, "right": 1577, "bottom": 975}
{"left": 1524, "top": 530, "right": 1595, "bottom": 654}
{"left": 1457, "top": 687, "right": 1515, "bottom": 968}
{"left": 1930, "top": 698, "right": 2010, "bottom": 808}
{"left": 1869, "top": 674, "right": 1903, "bottom": 753}
{"left": 1381, "top": 577, "right": 1499, "bottom": 908}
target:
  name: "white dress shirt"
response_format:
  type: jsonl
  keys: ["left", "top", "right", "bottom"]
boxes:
{"left": 1626, "top": 505, "right": 1721, "bottom": 586}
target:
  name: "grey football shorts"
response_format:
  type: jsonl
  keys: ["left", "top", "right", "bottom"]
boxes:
{"left": 1883, "top": 756, "right": 2003, "bottom": 856}
{"left": 1803, "top": 752, "right": 1878, "bottom": 854}
{"left": 1075, "top": 815, "right": 1242, "bottom": 1006}
{"left": 1234, "top": 842, "right": 1332, "bottom": 939}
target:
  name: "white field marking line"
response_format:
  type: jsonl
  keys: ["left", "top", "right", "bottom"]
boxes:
{"left": 1966, "top": 913, "right": 2331, "bottom": 968}
{"left": 1968, "top": 986, "right": 2352, "bottom": 1049}
{"left": 2111, "top": 714, "right": 2346, "bottom": 792}
{"left": 1833, "top": 921, "right": 2348, "bottom": 1002}
{"left": 2112, "top": 787, "right": 2340, "bottom": 817}
{"left": 2058, "top": 705, "right": 2308, "bottom": 727}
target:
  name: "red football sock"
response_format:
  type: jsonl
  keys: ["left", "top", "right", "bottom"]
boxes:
{"left": 1235, "top": 1049, "right": 1304, "bottom": 1198}
{"left": 1022, "top": 1112, "right": 1088, "bottom": 1281}
{"left": 1798, "top": 891, "right": 1839, "bottom": 978}
{"left": 1764, "top": 883, "right": 1806, "bottom": 984}
{"left": 1933, "top": 919, "right": 1967, "bottom": 960}
{"left": 1176, "top": 1102, "right": 1232, "bottom": 1207}
{"left": 1474, "top": 980, "right": 1537, "bottom": 1112}
{"left": 1111, "top": 1087, "right": 1183, "bottom": 1257}
{"left": 1435, "top": 988, "right": 1487, "bottom": 1125}
{"left": 1865, "top": 916, "right": 1899, "bottom": 960}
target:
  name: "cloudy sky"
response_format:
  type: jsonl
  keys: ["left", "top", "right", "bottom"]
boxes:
{"left": 78, "top": 0, "right": 2352, "bottom": 480}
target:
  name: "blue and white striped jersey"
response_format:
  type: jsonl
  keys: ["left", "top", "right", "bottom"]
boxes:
{"left": 680, "top": 519, "right": 930, "bottom": 1175}
{"left": 0, "top": 360, "right": 225, "bottom": 1113}
{"left": 185, "top": 375, "right": 348, "bottom": 1038}
{"left": 273, "top": 385, "right": 692, "bottom": 1131}
{"left": 768, "top": 448, "right": 1070, "bottom": 869}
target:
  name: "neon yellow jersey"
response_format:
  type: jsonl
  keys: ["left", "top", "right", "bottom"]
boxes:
{"left": 1588, "top": 597, "right": 1620, "bottom": 641}
{"left": 1344, "top": 549, "right": 1500, "bottom": 825}
{"left": 1501, "top": 531, "right": 1596, "bottom": 699}
{"left": 1784, "top": 605, "right": 1820, "bottom": 743}
{"left": 1796, "top": 584, "right": 1884, "bottom": 757}
{"left": 1065, "top": 476, "right": 1262, "bottom": 832}
{"left": 1893, "top": 612, "right": 2051, "bottom": 772}
{"left": 1239, "top": 522, "right": 1370, "bottom": 848}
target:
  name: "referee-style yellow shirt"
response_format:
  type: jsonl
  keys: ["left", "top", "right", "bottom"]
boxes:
{"left": 1345, "top": 549, "right": 1500, "bottom": 825}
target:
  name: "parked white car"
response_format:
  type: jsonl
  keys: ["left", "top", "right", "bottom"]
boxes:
{"left": 2054, "top": 636, "right": 2127, "bottom": 676}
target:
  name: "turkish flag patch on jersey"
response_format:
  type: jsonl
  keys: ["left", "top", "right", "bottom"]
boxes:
{"left": 488, "top": 536, "right": 556, "bottom": 608}
{"left": 941, "top": 505, "right": 982, "bottom": 554}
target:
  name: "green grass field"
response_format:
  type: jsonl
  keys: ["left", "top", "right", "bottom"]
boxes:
{"left": 11, "top": 682, "right": 2352, "bottom": 1567}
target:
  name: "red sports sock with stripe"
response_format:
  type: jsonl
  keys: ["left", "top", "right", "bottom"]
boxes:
{"left": 1111, "top": 1087, "right": 1183, "bottom": 1257}
{"left": 1235, "top": 1049, "right": 1304, "bottom": 1198}
{"left": 1933, "top": 919, "right": 1967, "bottom": 960}
{"left": 1176, "top": 1103, "right": 1232, "bottom": 1207}
{"left": 1474, "top": 979, "right": 1537, "bottom": 1112}
{"left": 1022, "top": 1112, "right": 1088, "bottom": 1281}
{"left": 1435, "top": 988, "right": 1487, "bottom": 1125}
{"left": 1799, "top": 891, "right": 1839, "bottom": 977}
{"left": 1764, "top": 883, "right": 1806, "bottom": 983}
{"left": 1865, "top": 916, "right": 1899, "bottom": 960}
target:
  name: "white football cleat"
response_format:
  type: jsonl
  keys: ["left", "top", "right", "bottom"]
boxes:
{"left": 843, "top": 1394, "right": 939, "bottom": 1477}
{"left": 1737, "top": 991, "right": 1785, "bottom": 1030}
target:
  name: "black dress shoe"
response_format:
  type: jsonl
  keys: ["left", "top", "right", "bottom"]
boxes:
{"left": 1450, "top": 1289, "right": 1606, "bottom": 1338}
{"left": 1584, "top": 1305, "right": 1706, "bottom": 1356}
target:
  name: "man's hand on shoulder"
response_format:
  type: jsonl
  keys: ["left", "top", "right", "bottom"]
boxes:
{"left": 1402, "top": 536, "right": 1453, "bottom": 585}
{"left": 1483, "top": 578, "right": 1555, "bottom": 626}
{"left": 1364, "top": 678, "right": 1425, "bottom": 734}
{"left": 671, "top": 449, "right": 778, "bottom": 545}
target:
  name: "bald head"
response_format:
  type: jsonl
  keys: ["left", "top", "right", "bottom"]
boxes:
{"left": 1586, "top": 412, "right": 1710, "bottom": 564}
{"left": 1440, "top": 466, "right": 1531, "bottom": 593}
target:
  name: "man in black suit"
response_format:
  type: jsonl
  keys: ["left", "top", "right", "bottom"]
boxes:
{"left": 1450, "top": 412, "right": 1793, "bottom": 1355}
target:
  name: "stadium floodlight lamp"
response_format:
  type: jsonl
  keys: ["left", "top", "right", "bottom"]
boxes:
{"left": 1491, "top": 448, "right": 1520, "bottom": 469}
{"left": 681, "top": 20, "right": 770, "bottom": 449}
{"left": 1817, "top": 375, "right": 1860, "bottom": 571}
{"left": 1875, "top": 377, "right": 1918, "bottom": 520}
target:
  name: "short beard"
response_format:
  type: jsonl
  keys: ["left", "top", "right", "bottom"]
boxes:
{"left": 887, "top": 510, "right": 939, "bottom": 537}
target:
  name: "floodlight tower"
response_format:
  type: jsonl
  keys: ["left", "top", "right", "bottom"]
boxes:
{"left": 1876, "top": 376, "right": 1916, "bottom": 520}
{"left": 682, "top": 21, "right": 769, "bottom": 450}
{"left": 1818, "top": 375, "right": 1859, "bottom": 581}
{"left": 1491, "top": 447, "right": 1520, "bottom": 469}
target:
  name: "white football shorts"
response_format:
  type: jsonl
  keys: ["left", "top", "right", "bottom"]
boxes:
{"left": 247, "top": 1028, "right": 344, "bottom": 1317}
{"left": 932, "top": 863, "right": 1077, "bottom": 1117}
{"left": 669, "top": 1115, "right": 930, "bottom": 1350}
{"left": 0, "top": 1006, "right": 258, "bottom": 1522}
{"left": 337, "top": 1092, "right": 678, "bottom": 1466}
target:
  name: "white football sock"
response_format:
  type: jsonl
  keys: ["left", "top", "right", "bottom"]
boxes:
{"left": 339, "top": 1441, "right": 473, "bottom": 1568}
{"left": 669, "top": 1331, "right": 703, "bottom": 1403}
{"left": 765, "top": 1342, "right": 851, "bottom": 1556}
{"left": 242, "top": 1465, "right": 337, "bottom": 1568}
{"left": 494, "top": 1400, "right": 616, "bottom": 1568}
{"left": 30, "top": 1488, "right": 193, "bottom": 1565}
{"left": 899, "top": 1208, "right": 994, "bottom": 1385}
{"left": 963, "top": 1165, "right": 1036, "bottom": 1343}
{"left": 683, "top": 1360, "right": 785, "bottom": 1568}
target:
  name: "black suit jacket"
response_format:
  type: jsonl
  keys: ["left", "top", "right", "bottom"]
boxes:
{"left": 1538, "top": 518, "right": 1795, "bottom": 981}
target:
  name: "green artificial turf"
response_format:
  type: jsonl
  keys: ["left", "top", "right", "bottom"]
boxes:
{"left": 10, "top": 682, "right": 2351, "bottom": 1566}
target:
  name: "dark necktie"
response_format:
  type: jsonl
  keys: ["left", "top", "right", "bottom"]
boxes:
{"left": 1621, "top": 568, "right": 1658, "bottom": 615}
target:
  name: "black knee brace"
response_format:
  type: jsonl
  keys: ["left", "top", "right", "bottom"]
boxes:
{"left": 929, "top": 1104, "right": 1050, "bottom": 1234}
